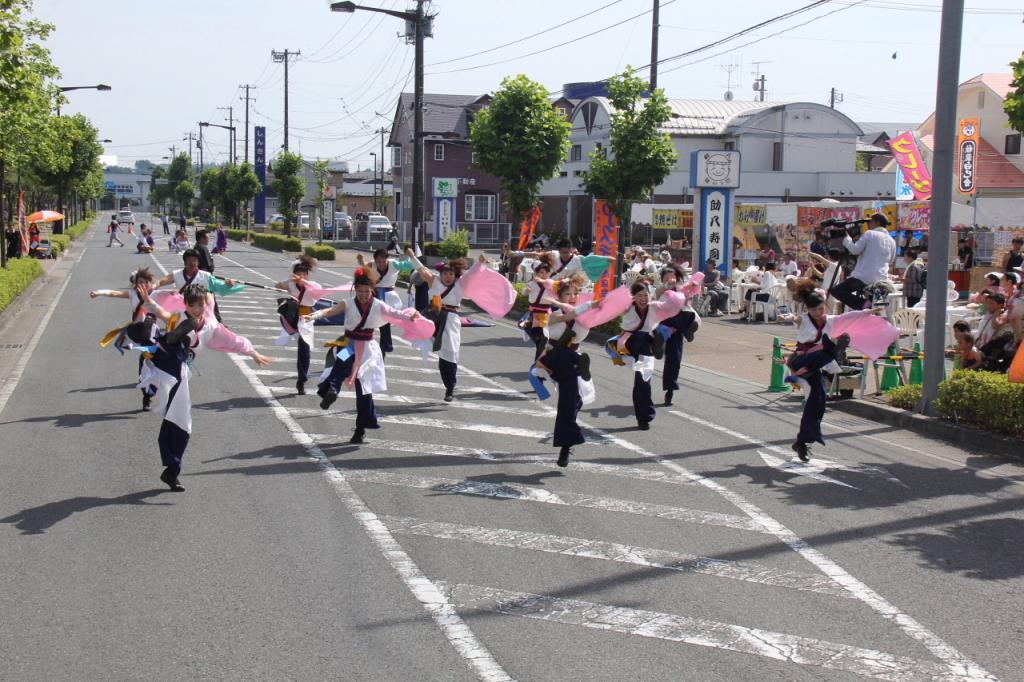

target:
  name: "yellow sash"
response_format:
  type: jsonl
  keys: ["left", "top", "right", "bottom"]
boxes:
{"left": 99, "top": 324, "right": 129, "bottom": 348}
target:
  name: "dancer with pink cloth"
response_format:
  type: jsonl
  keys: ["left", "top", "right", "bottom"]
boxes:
{"left": 306, "top": 267, "right": 429, "bottom": 444}
{"left": 785, "top": 290, "right": 898, "bottom": 461}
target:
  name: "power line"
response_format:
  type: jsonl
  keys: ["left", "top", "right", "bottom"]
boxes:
{"left": 429, "top": 0, "right": 626, "bottom": 66}
{"left": 302, "top": 0, "right": 401, "bottom": 65}
{"left": 427, "top": 0, "right": 679, "bottom": 76}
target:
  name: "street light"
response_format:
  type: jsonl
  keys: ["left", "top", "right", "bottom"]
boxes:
{"left": 330, "top": 0, "right": 432, "bottom": 252}
{"left": 199, "top": 121, "right": 237, "bottom": 166}
{"left": 54, "top": 83, "right": 111, "bottom": 234}
{"left": 369, "top": 152, "right": 378, "bottom": 214}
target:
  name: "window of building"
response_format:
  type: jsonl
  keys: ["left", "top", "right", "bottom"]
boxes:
{"left": 557, "top": 106, "right": 567, "bottom": 118}
{"left": 464, "top": 194, "right": 496, "bottom": 221}
{"left": 434, "top": 143, "right": 445, "bottom": 161}
{"left": 570, "top": 144, "right": 582, "bottom": 162}
{"left": 772, "top": 142, "right": 783, "bottom": 171}
{"left": 471, "top": 151, "right": 478, "bottom": 164}
{"left": 391, "top": 146, "right": 402, "bottom": 168}
{"left": 559, "top": 171, "right": 568, "bottom": 177}
{"left": 1006, "top": 133, "right": 1021, "bottom": 155}
{"left": 977, "top": 91, "right": 985, "bottom": 109}
{"left": 724, "top": 141, "right": 735, "bottom": 151}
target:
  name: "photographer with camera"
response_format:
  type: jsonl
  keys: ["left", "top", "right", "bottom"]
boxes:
{"left": 826, "top": 214, "right": 896, "bottom": 311}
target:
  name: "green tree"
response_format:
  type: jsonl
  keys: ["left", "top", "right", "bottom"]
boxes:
{"left": 0, "top": 0, "right": 59, "bottom": 264}
{"left": 227, "top": 163, "right": 262, "bottom": 227}
{"left": 175, "top": 180, "right": 195, "bottom": 217}
{"left": 1005, "top": 52, "right": 1024, "bottom": 133}
{"left": 583, "top": 68, "right": 677, "bottom": 255}
{"left": 200, "top": 166, "right": 229, "bottom": 221}
{"left": 166, "top": 152, "right": 192, "bottom": 215}
{"left": 270, "top": 151, "right": 305, "bottom": 236}
{"left": 30, "top": 113, "right": 104, "bottom": 231}
{"left": 470, "top": 74, "right": 571, "bottom": 224}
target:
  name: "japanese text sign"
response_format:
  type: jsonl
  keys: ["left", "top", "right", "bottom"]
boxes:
{"left": 956, "top": 118, "right": 980, "bottom": 195}
{"left": 593, "top": 200, "right": 618, "bottom": 300}
{"left": 888, "top": 132, "right": 932, "bottom": 201}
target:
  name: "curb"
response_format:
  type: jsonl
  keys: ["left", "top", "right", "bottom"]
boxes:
{"left": 831, "top": 398, "right": 1024, "bottom": 463}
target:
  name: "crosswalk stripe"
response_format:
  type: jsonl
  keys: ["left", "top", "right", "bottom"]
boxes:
{"left": 338, "top": 469, "right": 764, "bottom": 533}
{"left": 266, "top": 385, "right": 548, "bottom": 417}
{"left": 307, "top": 436, "right": 705, "bottom": 487}
{"left": 386, "top": 516, "right": 852, "bottom": 598}
{"left": 436, "top": 581, "right": 953, "bottom": 682}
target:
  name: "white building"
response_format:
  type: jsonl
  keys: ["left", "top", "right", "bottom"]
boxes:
{"left": 541, "top": 97, "right": 897, "bottom": 239}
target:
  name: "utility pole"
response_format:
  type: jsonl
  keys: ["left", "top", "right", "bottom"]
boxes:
{"left": 379, "top": 126, "right": 387, "bottom": 216}
{"left": 828, "top": 87, "right": 844, "bottom": 109}
{"left": 218, "top": 106, "right": 235, "bottom": 165}
{"left": 184, "top": 131, "right": 195, "bottom": 170}
{"left": 650, "top": 0, "right": 660, "bottom": 90}
{"left": 751, "top": 61, "right": 770, "bottom": 102}
{"left": 920, "top": 0, "right": 965, "bottom": 414}
{"left": 271, "top": 49, "right": 300, "bottom": 151}
{"left": 412, "top": 0, "right": 426, "bottom": 253}
{"left": 239, "top": 84, "right": 255, "bottom": 164}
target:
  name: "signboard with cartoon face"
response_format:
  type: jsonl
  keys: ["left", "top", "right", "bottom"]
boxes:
{"left": 690, "top": 150, "right": 741, "bottom": 188}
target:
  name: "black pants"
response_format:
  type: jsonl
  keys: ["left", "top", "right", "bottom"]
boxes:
{"left": 439, "top": 358, "right": 457, "bottom": 391}
{"left": 789, "top": 336, "right": 842, "bottom": 446}
{"left": 297, "top": 337, "right": 310, "bottom": 383}
{"left": 626, "top": 333, "right": 655, "bottom": 425}
{"left": 707, "top": 288, "right": 728, "bottom": 313}
{"left": 528, "top": 327, "right": 547, "bottom": 361}
{"left": 414, "top": 282, "right": 429, "bottom": 312}
{"left": 662, "top": 329, "right": 684, "bottom": 392}
{"left": 831, "top": 276, "right": 868, "bottom": 311}
{"left": 320, "top": 352, "right": 379, "bottom": 428}
{"left": 906, "top": 295, "right": 921, "bottom": 308}
{"left": 544, "top": 345, "right": 585, "bottom": 448}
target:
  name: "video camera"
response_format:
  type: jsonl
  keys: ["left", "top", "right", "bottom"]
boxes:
{"left": 820, "top": 218, "right": 868, "bottom": 239}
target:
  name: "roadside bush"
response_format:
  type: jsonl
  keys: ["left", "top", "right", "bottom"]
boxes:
{"left": 422, "top": 229, "right": 469, "bottom": 260}
{"left": 0, "top": 258, "right": 44, "bottom": 313}
{"left": 186, "top": 218, "right": 196, "bottom": 226}
{"left": 226, "top": 229, "right": 248, "bottom": 241}
{"left": 65, "top": 214, "right": 94, "bottom": 240}
{"left": 48, "top": 234, "right": 70, "bottom": 255}
{"left": 252, "top": 233, "right": 302, "bottom": 253}
{"left": 304, "top": 244, "right": 335, "bottom": 261}
{"left": 885, "top": 383, "right": 922, "bottom": 410}
{"left": 934, "top": 370, "right": 1024, "bottom": 438}
{"left": 268, "top": 221, "right": 286, "bottom": 233}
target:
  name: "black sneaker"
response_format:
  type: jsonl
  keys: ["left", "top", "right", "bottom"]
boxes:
{"left": 296, "top": 380, "right": 306, "bottom": 396}
{"left": 684, "top": 320, "right": 699, "bottom": 343}
{"left": 664, "top": 390, "right": 674, "bottom": 406}
{"left": 792, "top": 442, "right": 810, "bottom": 462}
{"left": 578, "top": 353, "right": 591, "bottom": 381}
{"left": 637, "top": 421, "right": 650, "bottom": 431}
{"left": 349, "top": 427, "right": 365, "bottom": 444}
{"left": 316, "top": 382, "right": 329, "bottom": 399}
{"left": 159, "top": 467, "right": 185, "bottom": 492}
{"left": 141, "top": 392, "right": 152, "bottom": 411}
{"left": 443, "top": 389, "right": 454, "bottom": 402}
{"left": 557, "top": 446, "right": 571, "bottom": 468}
{"left": 320, "top": 389, "right": 338, "bottom": 410}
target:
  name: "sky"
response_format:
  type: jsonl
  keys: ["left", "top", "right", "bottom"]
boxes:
{"left": 36, "top": 0, "right": 1024, "bottom": 172}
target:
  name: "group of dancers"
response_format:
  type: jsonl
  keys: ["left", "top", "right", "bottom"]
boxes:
{"left": 89, "top": 236, "right": 897, "bottom": 492}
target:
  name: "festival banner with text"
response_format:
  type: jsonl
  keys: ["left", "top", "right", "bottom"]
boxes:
{"left": 956, "top": 118, "right": 980, "bottom": 195}
{"left": 651, "top": 208, "right": 693, "bottom": 230}
{"left": 593, "top": 200, "right": 618, "bottom": 300}
{"left": 888, "top": 132, "right": 932, "bottom": 201}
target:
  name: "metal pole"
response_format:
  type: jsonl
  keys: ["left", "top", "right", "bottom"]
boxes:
{"left": 284, "top": 51, "right": 291, "bottom": 151}
{"left": 380, "top": 126, "right": 386, "bottom": 216}
{"left": 412, "top": 0, "right": 425, "bottom": 251}
{"left": 372, "top": 154, "right": 378, "bottom": 213}
{"left": 920, "top": 0, "right": 965, "bottom": 414}
{"left": 650, "top": 0, "right": 659, "bottom": 90}
{"left": 240, "top": 84, "right": 253, "bottom": 164}
{"left": 1, "top": 157, "right": 6, "bottom": 269}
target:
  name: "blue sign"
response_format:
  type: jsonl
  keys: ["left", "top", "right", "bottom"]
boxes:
{"left": 254, "top": 126, "right": 267, "bottom": 224}
{"left": 104, "top": 180, "right": 116, "bottom": 191}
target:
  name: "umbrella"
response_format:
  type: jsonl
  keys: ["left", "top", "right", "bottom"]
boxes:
{"left": 26, "top": 210, "right": 64, "bottom": 223}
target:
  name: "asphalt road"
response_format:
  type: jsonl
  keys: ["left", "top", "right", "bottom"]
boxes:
{"left": 1, "top": 214, "right": 1022, "bottom": 681}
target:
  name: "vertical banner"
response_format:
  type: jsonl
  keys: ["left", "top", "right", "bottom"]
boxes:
{"left": 888, "top": 132, "right": 932, "bottom": 200}
{"left": 699, "top": 189, "right": 731, "bottom": 274}
{"left": 18, "top": 191, "right": 28, "bottom": 255}
{"left": 895, "top": 167, "right": 914, "bottom": 201}
{"left": 435, "top": 197, "right": 455, "bottom": 240}
{"left": 516, "top": 205, "right": 542, "bottom": 249}
{"left": 956, "top": 118, "right": 980, "bottom": 195}
{"left": 593, "top": 199, "right": 618, "bottom": 300}
{"left": 254, "top": 126, "right": 267, "bottom": 225}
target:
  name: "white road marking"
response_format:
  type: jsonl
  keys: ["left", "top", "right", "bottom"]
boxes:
{"left": 266, "top": 385, "right": 548, "bottom": 417}
{"left": 438, "top": 581, "right": 962, "bottom": 682}
{"left": 758, "top": 451, "right": 859, "bottom": 489}
{"left": 386, "top": 516, "right": 852, "bottom": 598}
{"left": 338, "top": 468, "right": 764, "bottom": 533}
{"left": 307, "top": 435, "right": 706, "bottom": 487}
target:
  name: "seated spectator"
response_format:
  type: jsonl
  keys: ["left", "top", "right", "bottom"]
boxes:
{"left": 136, "top": 225, "right": 154, "bottom": 254}
{"left": 170, "top": 228, "right": 191, "bottom": 253}
{"left": 902, "top": 248, "right": 925, "bottom": 308}
{"left": 729, "top": 259, "right": 745, "bottom": 284}
{"left": 955, "top": 330, "right": 983, "bottom": 371}
{"left": 702, "top": 258, "right": 729, "bottom": 317}
{"left": 780, "top": 253, "right": 800, "bottom": 277}
{"left": 977, "top": 292, "right": 1015, "bottom": 372}
{"left": 742, "top": 263, "right": 778, "bottom": 321}
{"left": 970, "top": 272, "right": 1005, "bottom": 304}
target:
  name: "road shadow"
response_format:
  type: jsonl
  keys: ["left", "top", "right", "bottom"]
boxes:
{"left": 67, "top": 383, "right": 138, "bottom": 394}
{"left": 193, "top": 396, "right": 269, "bottom": 412}
{"left": 889, "top": 517, "right": 1024, "bottom": 580}
{"left": 0, "top": 411, "right": 137, "bottom": 428}
{"left": 0, "top": 490, "right": 170, "bottom": 535}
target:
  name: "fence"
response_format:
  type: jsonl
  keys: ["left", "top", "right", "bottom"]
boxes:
{"left": 393, "top": 221, "right": 513, "bottom": 246}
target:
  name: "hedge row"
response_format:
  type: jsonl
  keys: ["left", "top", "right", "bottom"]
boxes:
{"left": 224, "top": 228, "right": 302, "bottom": 253}
{"left": 65, "top": 215, "right": 93, "bottom": 240}
{"left": 0, "top": 258, "right": 44, "bottom": 313}
{"left": 304, "top": 244, "right": 335, "bottom": 260}
{"left": 934, "top": 370, "right": 1024, "bottom": 439}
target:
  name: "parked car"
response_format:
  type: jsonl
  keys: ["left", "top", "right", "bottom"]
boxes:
{"left": 367, "top": 215, "right": 392, "bottom": 239}
{"left": 117, "top": 209, "right": 135, "bottom": 226}
{"left": 329, "top": 212, "right": 353, "bottom": 240}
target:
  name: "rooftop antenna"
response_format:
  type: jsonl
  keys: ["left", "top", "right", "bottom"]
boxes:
{"left": 751, "top": 60, "right": 772, "bottom": 102}
{"left": 721, "top": 61, "right": 740, "bottom": 101}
